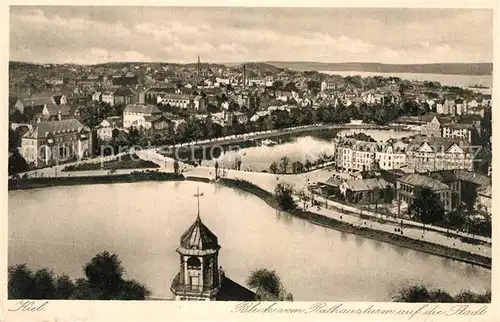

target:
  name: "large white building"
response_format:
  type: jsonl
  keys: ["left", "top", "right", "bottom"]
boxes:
{"left": 375, "top": 144, "right": 407, "bottom": 170}
{"left": 158, "top": 93, "right": 193, "bottom": 109}
{"left": 21, "top": 119, "right": 91, "bottom": 167}
{"left": 335, "top": 139, "right": 378, "bottom": 172}
{"left": 406, "top": 136, "right": 474, "bottom": 172}
{"left": 123, "top": 104, "right": 163, "bottom": 129}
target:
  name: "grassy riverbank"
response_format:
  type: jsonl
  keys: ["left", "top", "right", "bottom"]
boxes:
{"left": 8, "top": 171, "right": 185, "bottom": 191}
{"left": 62, "top": 154, "right": 160, "bottom": 172}
{"left": 218, "top": 178, "right": 491, "bottom": 269}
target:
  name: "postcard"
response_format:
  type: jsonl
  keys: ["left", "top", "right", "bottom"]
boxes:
{"left": 3, "top": 2, "right": 498, "bottom": 321}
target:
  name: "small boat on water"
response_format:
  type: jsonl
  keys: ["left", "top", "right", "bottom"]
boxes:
{"left": 260, "top": 139, "right": 278, "bottom": 146}
{"left": 469, "top": 84, "right": 490, "bottom": 89}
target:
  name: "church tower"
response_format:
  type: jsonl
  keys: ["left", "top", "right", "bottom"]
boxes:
{"left": 170, "top": 189, "right": 257, "bottom": 301}
{"left": 170, "top": 190, "right": 222, "bottom": 301}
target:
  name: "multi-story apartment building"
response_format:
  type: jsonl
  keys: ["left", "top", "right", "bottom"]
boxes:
{"left": 21, "top": 119, "right": 91, "bottom": 167}
{"left": 406, "top": 136, "right": 474, "bottom": 172}
{"left": 335, "top": 139, "right": 377, "bottom": 172}
{"left": 441, "top": 123, "right": 475, "bottom": 143}
{"left": 375, "top": 144, "right": 407, "bottom": 170}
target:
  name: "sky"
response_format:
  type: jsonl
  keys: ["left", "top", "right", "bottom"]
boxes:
{"left": 9, "top": 6, "right": 494, "bottom": 65}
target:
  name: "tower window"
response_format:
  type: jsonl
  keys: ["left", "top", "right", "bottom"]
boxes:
{"left": 187, "top": 256, "right": 201, "bottom": 268}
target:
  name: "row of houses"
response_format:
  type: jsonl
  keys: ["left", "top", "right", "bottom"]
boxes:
{"left": 95, "top": 103, "right": 250, "bottom": 142}
{"left": 92, "top": 87, "right": 135, "bottom": 106}
{"left": 333, "top": 132, "right": 477, "bottom": 173}
{"left": 317, "top": 169, "right": 491, "bottom": 216}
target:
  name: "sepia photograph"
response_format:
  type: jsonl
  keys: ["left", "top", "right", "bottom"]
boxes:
{"left": 6, "top": 5, "right": 493, "bottom": 307}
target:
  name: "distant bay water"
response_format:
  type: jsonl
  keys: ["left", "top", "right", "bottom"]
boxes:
{"left": 320, "top": 70, "right": 493, "bottom": 90}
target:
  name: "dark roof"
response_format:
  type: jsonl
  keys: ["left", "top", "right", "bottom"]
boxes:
{"left": 408, "top": 136, "right": 468, "bottom": 152}
{"left": 427, "top": 170, "right": 458, "bottom": 183}
{"left": 44, "top": 104, "right": 71, "bottom": 117}
{"left": 114, "top": 87, "right": 134, "bottom": 97}
{"left": 24, "top": 119, "right": 90, "bottom": 139}
{"left": 343, "top": 178, "right": 392, "bottom": 192}
{"left": 454, "top": 170, "right": 491, "bottom": 186}
{"left": 144, "top": 115, "right": 170, "bottom": 123}
{"left": 18, "top": 97, "right": 56, "bottom": 108}
{"left": 124, "top": 104, "right": 162, "bottom": 114}
{"left": 215, "top": 276, "right": 256, "bottom": 301}
{"left": 398, "top": 173, "right": 450, "bottom": 191}
{"left": 379, "top": 169, "right": 406, "bottom": 184}
{"left": 321, "top": 175, "right": 342, "bottom": 187}
{"left": 147, "top": 86, "right": 176, "bottom": 93}
{"left": 180, "top": 216, "right": 219, "bottom": 251}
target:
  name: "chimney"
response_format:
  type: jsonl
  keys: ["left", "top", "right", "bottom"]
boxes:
{"left": 58, "top": 110, "right": 62, "bottom": 121}
{"left": 243, "top": 65, "right": 246, "bottom": 88}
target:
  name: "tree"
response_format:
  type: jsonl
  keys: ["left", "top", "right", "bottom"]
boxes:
{"left": 9, "top": 128, "right": 22, "bottom": 151}
{"left": 246, "top": 269, "right": 293, "bottom": 301}
{"left": 274, "top": 183, "right": 297, "bottom": 211}
{"left": 33, "top": 268, "right": 56, "bottom": 299}
{"left": 9, "top": 252, "right": 150, "bottom": 300}
{"left": 279, "top": 156, "right": 290, "bottom": 174}
{"left": 119, "top": 280, "right": 151, "bottom": 300}
{"left": 173, "top": 160, "right": 180, "bottom": 175}
{"left": 301, "top": 160, "right": 312, "bottom": 173}
{"left": 8, "top": 264, "right": 36, "bottom": 299}
{"left": 408, "top": 187, "right": 445, "bottom": 224}
{"left": 269, "top": 161, "right": 278, "bottom": 174}
{"left": 8, "top": 150, "right": 29, "bottom": 176}
{"left": 445, "top": 210, "right": 466, "bottom": 230}
{"left": 273, "top": 80, "right": 283, "bottom": 89}
{"left": 392, "top": 285, "right": 434, "bottom": 302}
{"left": 295, "top": 161, "right": 304, "bottom": 174}
{"left": 84, "top": 251, "right": 124, "bottom": 299}
{"left": 54, "top": 274, "right": 76, "bottom": 299}
{"left": 393, "top": 285, "right": 490, "bottom": 303}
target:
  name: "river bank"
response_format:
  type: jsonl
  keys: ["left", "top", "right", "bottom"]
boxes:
{"left": 8, "top": 171, "right": 491, "bottom": 268}
{"left": 158, "top": 124, "right": 411, "bottom": 163}
{"left": 8, "top": 171, "right": 185, "bottom": 191}
{"left": 218, "top": 178, "right": 491, "bottom": 269}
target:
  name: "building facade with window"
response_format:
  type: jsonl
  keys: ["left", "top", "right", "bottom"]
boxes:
{"left": 123, "top": 104, "right": 163, "bottom": 129}
{"left": 335, "top": 139, "right": 377, "bottom": 172}
{"left": 375, "top": 144, "right": 407, "bottom": 170}
{"left": 21, "top": 119, "right": 91, "bottom": 167}
{"left": 406, "top": 137, "right": 474, "bottom": 172}
{"left": 396, "top": 173, "right": 453, "bottom": 211}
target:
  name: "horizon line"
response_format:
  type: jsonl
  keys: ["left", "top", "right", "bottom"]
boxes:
{"left": 9, "top": 60, "right": 494, "bottom": 67}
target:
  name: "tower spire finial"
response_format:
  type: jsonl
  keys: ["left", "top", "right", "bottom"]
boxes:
{"left": 194, "top": 187, "right": 204, "bottom": 219}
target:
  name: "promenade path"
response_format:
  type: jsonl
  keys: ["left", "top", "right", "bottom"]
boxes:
{"left": 178, "top": 166, "right": 491, "bottom": 259}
